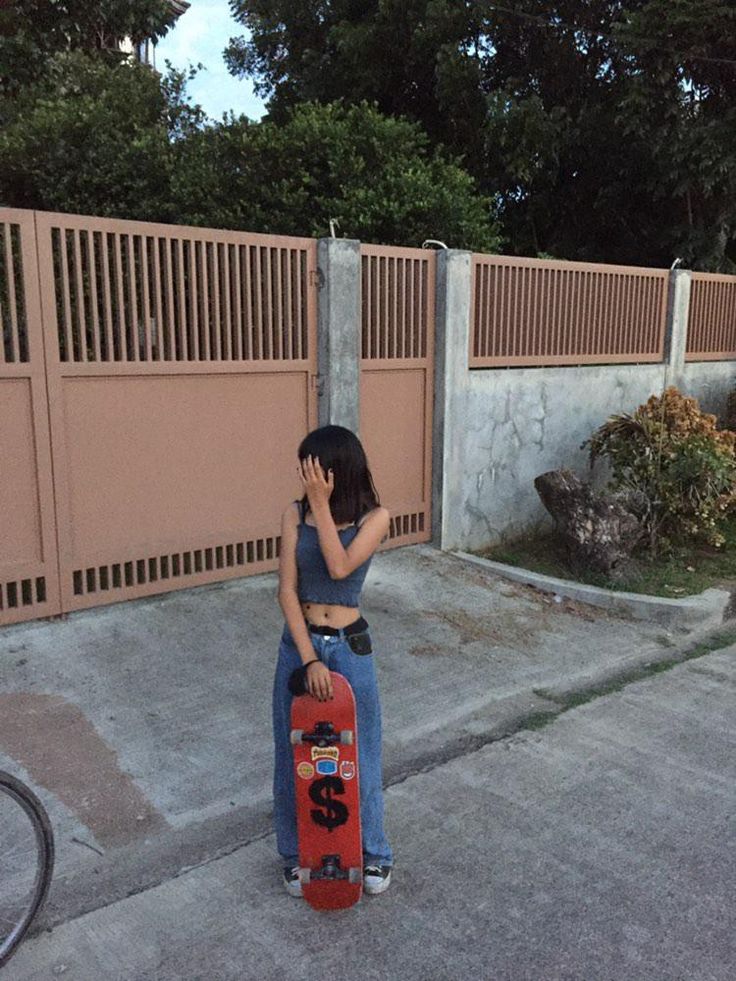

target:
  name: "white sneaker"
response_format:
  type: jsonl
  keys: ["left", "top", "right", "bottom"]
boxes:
{"left": 283, "top": 866, "right": 303, "bottom": 897}
{"left": 363, "top": 865, "right": 392, "bottom": 895}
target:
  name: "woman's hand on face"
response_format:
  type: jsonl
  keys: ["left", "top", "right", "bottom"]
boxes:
{"left": 297, "top": 454, "right": 334, "bottom": 510}
{"left": 306, "top": 660, "right": 334, "bottom": 701}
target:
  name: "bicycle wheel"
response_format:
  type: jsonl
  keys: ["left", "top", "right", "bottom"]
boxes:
{"left": 0, "top": 771, "right": 55, "bottom": 968}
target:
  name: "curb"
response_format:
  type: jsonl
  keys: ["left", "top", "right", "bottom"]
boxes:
{"left": 384, "top": 619, "right": 736, "bottom": 785}
{"left": 450, "top": 550, "right": 733, "bottom": 631}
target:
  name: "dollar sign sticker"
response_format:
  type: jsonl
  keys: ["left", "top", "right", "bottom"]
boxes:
{"left": 309, "top": 775, "right": 349, "bottom": 831}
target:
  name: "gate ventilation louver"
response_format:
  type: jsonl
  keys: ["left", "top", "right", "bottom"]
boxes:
{"left": 71, "top": 535, "right": 282, "bottom": 597}
{"left": 0, "top": 577, "right": 48, "bottom": 612}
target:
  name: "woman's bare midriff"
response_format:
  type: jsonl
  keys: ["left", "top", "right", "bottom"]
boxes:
{"left": 301, "top": 600, "right": 361, "bottom": 629}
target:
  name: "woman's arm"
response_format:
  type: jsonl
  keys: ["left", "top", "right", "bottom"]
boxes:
{"left": 310, "top": 499, "right": 390, "bottom": 579}
{"left": 277, "top": 503, "right": 320, "bottom": 666}
{"left": 298, "top": 453, "right": 390, "bottom": 580}
{"left": 278, "top": 501, "right": 334, "bottom": 701}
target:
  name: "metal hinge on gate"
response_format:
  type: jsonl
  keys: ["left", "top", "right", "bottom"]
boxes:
{"left": 309, "top": 268, "right": 325, "bottom": 289}
{"left": 310, "top": 373, "right": 325, "bottom": 396}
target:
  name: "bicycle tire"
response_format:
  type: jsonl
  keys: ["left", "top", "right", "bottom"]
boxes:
{"left": 0, "top": 771, "right": 55, "bottom": 969}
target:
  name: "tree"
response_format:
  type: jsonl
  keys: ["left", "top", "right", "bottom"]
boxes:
{"left": 224, "top": 1, "right": 487, "bottom": 165}
{"left": 0, "top": 49, "right": 496, "bottom": 250}
{"left": 0, "top": 50, "right": 201, "bottom": 220}
{"left": 225, "top": 1, "right": 736, "bottom": 270}
{"left": 170, "top": 100, "right": 501, "bottom": 249}
{"left": 0, "top": 0, "right": 179, "bottom": 99}
{"left": 612, "top": 0, "right": 736, "bottom": 271}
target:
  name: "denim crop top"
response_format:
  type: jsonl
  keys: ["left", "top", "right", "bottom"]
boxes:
{"left": 294, "top": 499, "right": 374, "bottom": 606}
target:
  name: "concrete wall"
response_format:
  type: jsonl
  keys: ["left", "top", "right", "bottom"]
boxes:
{"left": 441, "top": 359, "right": 736, "bottom": 552}
{"left": 433, "top": 257, "right": 736, "bottom": 552}
{"left": 316, "top": 239, "right": 361, "bottom": 432}
{"left": 680, "top": 361, "right": 736, "bottom": 423}
{"left": 451, "top": 364, "right": 671, "bottom": 550}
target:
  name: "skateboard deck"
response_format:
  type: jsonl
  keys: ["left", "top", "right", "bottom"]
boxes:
{"left": 290, "top": 671, "right": 362, "bottom": 910}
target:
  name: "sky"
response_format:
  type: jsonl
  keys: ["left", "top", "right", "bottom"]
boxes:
{"left": 153, "top": 0, "right": 267, "bottom": 123}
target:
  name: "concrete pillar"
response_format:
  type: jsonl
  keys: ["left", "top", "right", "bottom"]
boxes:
{"left": 664, "top": 268, "right": 692, "bottom": 391}
{"left": 432, "top": 250, "right": 472, "bottom": 551}
{"left": 316, "top": 238, "right": 361, "bottom": 432}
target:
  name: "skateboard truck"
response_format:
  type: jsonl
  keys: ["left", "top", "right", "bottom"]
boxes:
{"left": 299, "top": 855, "right": 363, "bottom": 885}
{"left": 290, "top": 721, "right": 354, "bottom": 746}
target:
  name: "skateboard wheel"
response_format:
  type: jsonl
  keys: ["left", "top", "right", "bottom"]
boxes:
{"left": 298, "top": 867, "right": 311, "bottom": 884}
{"left": 348, "top": 867, "right": 362, "bottom": 885}
{"left": 290, "top": 729, "right": 304, "bottom": 745}
{"left": 339, "top": 730, "right": 353, "bottom": 745}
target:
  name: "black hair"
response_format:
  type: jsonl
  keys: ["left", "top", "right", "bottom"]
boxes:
{"left": 297, "top": 425, "right": 381, "bottom": 526}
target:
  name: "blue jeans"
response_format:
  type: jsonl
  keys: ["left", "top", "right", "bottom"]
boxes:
{"left": 272, "top": 621, "right": 394, "bottom": 868}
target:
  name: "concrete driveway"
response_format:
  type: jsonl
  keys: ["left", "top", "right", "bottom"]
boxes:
{"left": 5, "top": 631, "right": 735, "bottom": 979}
{"left": 0, "top": 542, "right": 728, "bottom": 963}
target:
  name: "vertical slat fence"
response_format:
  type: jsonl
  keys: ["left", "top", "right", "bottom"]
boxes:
{"left": 359, "top": 244, "right": 435, "bottom": 548}
{"left": 686, "top": 273, "right": 736, "bottom": 360}
{"left": 470, "top": 255, "right": 669, "bottom": 367}
{"left": 33, "top": 211, "right": 319, "bottom": 615}
{"left": 0, "top": 208, "right": 62, "bottom": 625}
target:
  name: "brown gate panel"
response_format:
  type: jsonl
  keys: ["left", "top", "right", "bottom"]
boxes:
{"left": 470, "top": 254, "right": 669, "bottom": 366}
{"left": 34, "top": 211, "right": 318, "bottom": 613}
{"left": 686, "top": 272, "right": 736, "bottom": 360}
{"left": 0, "top": 209, "right": 62, "bottom": 625}
{"left": 359, "top": 244, "right": 435, "bottom": 549}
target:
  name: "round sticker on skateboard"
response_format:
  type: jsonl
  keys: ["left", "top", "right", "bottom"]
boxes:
{"left": 316, "top": 759, "right": 338, "bottom": 776}
{"left": 297, "top": 762, "right": 315, "bottom": 780}
{"left": 340, "top": 761, "right": 356, "bottom": 780}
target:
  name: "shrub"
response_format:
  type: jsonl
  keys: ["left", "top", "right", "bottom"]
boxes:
{"left": 581, "top": 386, "right": 736, "bottom": 552}
{"left": 170, "top": 101, "right": 502, "bottom": 249}
{"left": 725, "top": 386, "right": 736, "bottom": 433}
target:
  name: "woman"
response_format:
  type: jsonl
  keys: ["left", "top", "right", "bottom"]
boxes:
{"left": 272, "top": 424, "right": 394, "bottom": 897}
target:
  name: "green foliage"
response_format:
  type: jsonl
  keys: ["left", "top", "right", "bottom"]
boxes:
{"left": 612, "top": 1, "right": 736, "bottom": 272}
{"left": 0, "top": 52, "right": 496, "bottom": 249}
{"left": 0, "top": 0, "right": 209, "bottom": 219}
{"left": 0, "top": 50, "right": 200, "bottom": 220}
{"left": 170, "top": 101, "right": 501, "bottom": 249}
{"left": 226, "top": 1, "right": 736, "bottom": 270}
{"left": 0, "top": 2, "right": 497, "bottom": 245}
{"left": 0, "top": 0, "right": 178, "bottom": 99}
{"left": 582, "top": 386, "right": 736, "bottom": 553}
{"left": 726, "top": 386, "right": 736, "bottom": 433}
{"left": 225, "top": 0, "right": 485, "bottom": 152}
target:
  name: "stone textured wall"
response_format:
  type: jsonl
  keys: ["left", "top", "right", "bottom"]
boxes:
{"left": 451, "top": 364, "right": 667, "bottom": 550}
{"left": 679, "top": 362, "right": 736, "bottom": 425}
{"left": 451, "top": 362, "right": 736, "bottom": 551}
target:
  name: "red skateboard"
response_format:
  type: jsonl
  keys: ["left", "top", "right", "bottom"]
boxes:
{"left": 290, "top": 671, "right": 362, "bottom": 910}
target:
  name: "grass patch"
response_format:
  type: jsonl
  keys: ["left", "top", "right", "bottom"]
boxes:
{"left": 519, "top": 711, "right": 558, "bottom": 731}
{"left": 682, "top": 624, "right": 736, "bottom": 658}
{"left": 477, "top": 512, "right": 736, "bottom": 598}
{"left": 529, "top": 623, "right": 736, "bottom": 717}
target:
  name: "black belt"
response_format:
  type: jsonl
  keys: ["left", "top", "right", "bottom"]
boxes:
{"left": 307, "top": 615, "right": 369, "bottom": 636}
